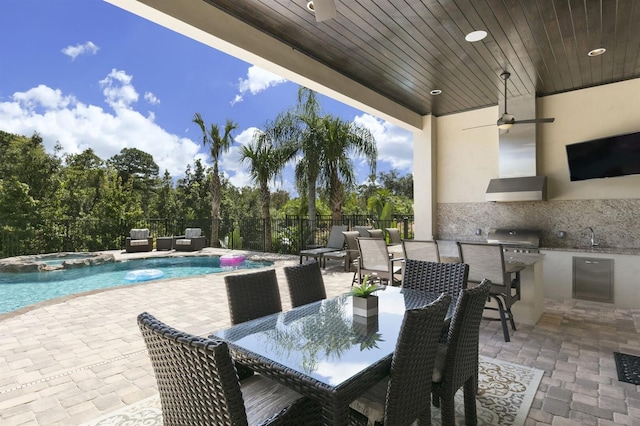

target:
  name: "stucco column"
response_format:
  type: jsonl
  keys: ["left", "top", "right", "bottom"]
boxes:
{"left": 413, "top": 115, "right": 436, "bottom": 239}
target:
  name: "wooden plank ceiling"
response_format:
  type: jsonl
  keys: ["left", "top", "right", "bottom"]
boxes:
{"left": 202, "top": 0, "right": 640, "bottom": 117}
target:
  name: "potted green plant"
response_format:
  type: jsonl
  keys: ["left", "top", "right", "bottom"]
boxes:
{"left": 351, "top": 275, "right": 380, "bottom": 317}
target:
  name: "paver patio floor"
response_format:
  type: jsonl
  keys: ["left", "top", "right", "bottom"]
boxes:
{"left": 1, "top": 248, "right": 639, "bottom": 425}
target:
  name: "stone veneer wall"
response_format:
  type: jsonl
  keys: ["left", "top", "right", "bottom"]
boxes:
{"left": 436, "top": 199, "right": 640, "bottom": 249}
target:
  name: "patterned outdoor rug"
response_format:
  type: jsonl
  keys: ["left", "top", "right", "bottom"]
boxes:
{"left": 614, "top": 351, "right": 640, "bottom": 385}
{"left": 83, "top": 356, "right": 543, "bottom": 426}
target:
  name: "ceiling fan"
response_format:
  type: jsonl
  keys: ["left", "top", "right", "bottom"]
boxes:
{"left": 464, "top": 71, "right": 555, "bottom": 131}
{"left": 306, "top": 0, "right": 337, "bottom": 22}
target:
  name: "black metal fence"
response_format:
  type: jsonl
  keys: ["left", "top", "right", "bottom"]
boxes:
{"left": 0, "top": 215, "right": 414, "bottom": 258}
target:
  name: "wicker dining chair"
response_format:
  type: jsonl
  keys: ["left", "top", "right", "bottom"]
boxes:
{"left": 349, "top": 294, "right": 451, "bottom": 426}
{"left": 137, "top": 312, "right": 322, "bottom": 426}
{"left": 224, "top": 269, "right": 283, "bottom": 325}
{"left": 402, "top": 259, "right": 469, "bottom": 295}
{"left": 283, "top": 262, "right": 327, "bottom": 308}
{"left": 431, "top": 280, "right": 491, "bottom": 426}
{"left": 401, "top": 239, "right": 440, "bottom": 263}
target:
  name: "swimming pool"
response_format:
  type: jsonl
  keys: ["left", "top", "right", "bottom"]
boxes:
{"left": 0, "top": 256, "right": 272, "bottom": 314}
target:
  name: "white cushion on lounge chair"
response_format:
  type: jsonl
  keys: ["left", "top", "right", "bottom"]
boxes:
{"left": 129, "top": 239, "right": 150, "bottom": 247}
{"left": 185, "top": 228, "right": 202, "bottom": 239}
{"left": 130, "top": 229, "right": 150, "bottom": 239}
{"left": 175, "top": 239, "right": 192, "bottom": 246}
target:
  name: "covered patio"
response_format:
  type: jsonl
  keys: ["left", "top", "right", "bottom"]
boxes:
{"left": 0, "top": 249, "right": 639, "bottom": 424}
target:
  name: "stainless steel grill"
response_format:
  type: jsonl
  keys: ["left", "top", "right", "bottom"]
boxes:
{"left": 486, "top": 228, "right": 540, "bottom": 253}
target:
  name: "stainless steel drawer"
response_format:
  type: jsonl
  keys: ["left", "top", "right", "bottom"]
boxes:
{"left": 573, "top": 257, "right": 614, "bottom": 303}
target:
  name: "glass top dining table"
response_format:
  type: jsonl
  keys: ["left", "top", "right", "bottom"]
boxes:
{"left": 210, "top": 285, "right": 454, "bottom": 425}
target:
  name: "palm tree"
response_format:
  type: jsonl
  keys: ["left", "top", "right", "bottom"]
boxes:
{"left": 319, "top": 115, "right": 377, "bottom": 222}
{"left": 192, "top": 113, "right": 238, "bottom": 247}
{"left": 238, "top": 123, "right": 296, "bottom": 252}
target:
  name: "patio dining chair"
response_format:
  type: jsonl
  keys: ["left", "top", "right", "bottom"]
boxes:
{"left": 283, "top": 262, "right": 326, "bottom": 308}
{"left": 137, "top": 312, "right": 322, "bottom": 426}
{"left": 402, "top": 259, "right": 468, "bottom": 295}
{"left": 353, "top": 225, "right": 372, "bottom": 237}
{"left": 401, "top": 239, "right": 440, "bottom": 263}
{"left": 385, "top": 228, "right": 402, "bottom": 245}
{"left": 367, "top": 229, "right": 385, "bottom": 239}
{"left": 458, "top": 242, "right": 521, "bottom": 342}
{"left": 431, "top": 280, "right": 491, "bottom": 426}
{"left": 349, "top": 293, "right": 451, "bottom": 426}
{"left": 356, "top": 237, "right": 403, "bottom": 286}
{"left": 224, "top": 269, "right": 282, "bottom": 325}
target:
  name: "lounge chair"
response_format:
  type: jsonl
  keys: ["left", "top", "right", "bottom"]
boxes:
{"left": 174, "top": 228, "right": 206, "bottom": 251}
{"left": 299, "top": 225, "right": 348, "bottom": 267}
{"left": 125, "top": 228, "right": 153, "bottom": 253}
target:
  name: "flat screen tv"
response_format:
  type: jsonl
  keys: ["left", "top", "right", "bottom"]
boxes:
{"left": 566, "top": 131, "right": 640, "bottom": 181}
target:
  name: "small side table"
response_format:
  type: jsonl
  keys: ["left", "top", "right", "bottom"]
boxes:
{"left": 156, "top": 237, "right": 174, "bottom": 251}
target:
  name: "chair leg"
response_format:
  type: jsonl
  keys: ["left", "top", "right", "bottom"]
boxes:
{"left": 438, "top": 393, "right": 456, "bottom": 426}
{"left": 432, "top": 393, "right": 440, "bottom": 408}
{"left": 493, "top": 295, "right": 511, "bottom": 342}
{"left": 463, "top": 377, "right": 478, "bottom": 425}
{"left": 507, "top": 306, "right": 517, "bottom": 331}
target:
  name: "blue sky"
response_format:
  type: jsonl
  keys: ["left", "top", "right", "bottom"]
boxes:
{"left": 0, "top": 0, "right": 413, "bottom": 193}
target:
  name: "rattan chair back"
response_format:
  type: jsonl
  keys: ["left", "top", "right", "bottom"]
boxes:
{"left": 284, "top": 262, "right": 327, "bottom": 308}
{"left": 402, "top": 259, "right": 468, "bottom": 295}
{"left": 385, "top": 293, "right": 451, "bottom": 424}
{"left": 401, "top": 239, "right": 440, "bottom": 263}
{"left": 432, "top": 280, "right": 491, "bottom": 425}
{"left": 225, "top": 269, "right": 282, "bottom": 325}
{"left": 138, "top": 312, "right": 322, "bottom": 426}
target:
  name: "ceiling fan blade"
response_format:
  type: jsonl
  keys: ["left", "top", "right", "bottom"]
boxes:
{"left": 312, "top": 0, "right": 337, "bottom": 22}
{"left": 462, "top": 123, "right": 496, "bottom": 130}
{"left": 513, "top": 117, "right": 555, "bottom": 124}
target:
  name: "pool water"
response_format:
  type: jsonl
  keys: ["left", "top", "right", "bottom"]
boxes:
{"left": 0, "top": 256, "right": 271, "bottom": 314}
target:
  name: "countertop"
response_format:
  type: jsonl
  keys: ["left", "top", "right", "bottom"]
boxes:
{"left": 540, "top": 246, "right": 640, "bottom": 256}
{"left": 440, "top": 252, "right": 543, "bottom": 267}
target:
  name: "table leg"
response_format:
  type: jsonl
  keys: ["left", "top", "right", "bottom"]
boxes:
{"left": 322, "top": 402, "right": 350, "bottom": 426}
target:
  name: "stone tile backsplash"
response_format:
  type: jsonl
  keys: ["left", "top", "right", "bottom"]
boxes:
{"left": 436, "top": 198, "right": 640, "bottom": 249}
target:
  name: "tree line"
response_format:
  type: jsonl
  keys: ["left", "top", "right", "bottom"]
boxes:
{"left": 0, "top": 87, "right": 413, "bottom": 255}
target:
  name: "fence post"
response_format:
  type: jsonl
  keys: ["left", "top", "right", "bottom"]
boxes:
{"left": 403, "top": 217, "right": 409, "bottom": 239}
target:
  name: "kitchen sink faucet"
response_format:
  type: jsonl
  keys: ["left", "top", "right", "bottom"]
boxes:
{"left": 583, "top": 227, "right": 599, "bottom": 247}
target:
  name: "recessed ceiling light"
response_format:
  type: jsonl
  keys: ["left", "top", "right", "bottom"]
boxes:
{"left": 465, "top": 30, "right": 487, "bottom": 42}
{"left": 430, "top": 89, "right": 442, "bottom": 96}
{"left": 307, "top": 1, "right": 315, "bottom": 12}
{"left": 588, "top": 47, "right": 606, "bottom": 57}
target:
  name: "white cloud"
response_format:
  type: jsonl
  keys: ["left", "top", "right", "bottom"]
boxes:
{"left": 99, "top": 69, "right": 139, "bottom": 110}
{"left": 61, "top": 41, "right": 99, "bottom": 60}
{"left": 231, "top": 66, "right": 288, "bottom": 105}
{"left": 0, "top": 72, "right": 200, "bottom": 178}
{"left": 144, "top": 92, "right": 160, "bottom": 105}
{"left": 353, "top": 113, "right": 414, "bottom": 173}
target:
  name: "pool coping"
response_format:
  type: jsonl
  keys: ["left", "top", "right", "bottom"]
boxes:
{"left": 0, "top": 248, "right": 295, "bottom": 322}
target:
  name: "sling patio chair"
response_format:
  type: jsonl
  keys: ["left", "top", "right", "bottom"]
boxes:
{"left": 401, "top": 239, "right": 441, "bottom": 263}
{"left": 298, "top": 225, "right": 348, "bottom": 268}
{"left": 137, "top": 312, "right": 322, "bottom": 425}
{"left": 356, "top": 237, "right": 403, "bottom": 286}
{"left": 385, "top": 228, "right": 402, "bottom": 245}
{"left": 458, "top": 242, "right": 521, "bottom": 342}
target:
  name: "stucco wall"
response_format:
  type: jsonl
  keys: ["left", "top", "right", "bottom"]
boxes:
{"left": 432, "top": 78, "right": 640, "bottom": 247}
